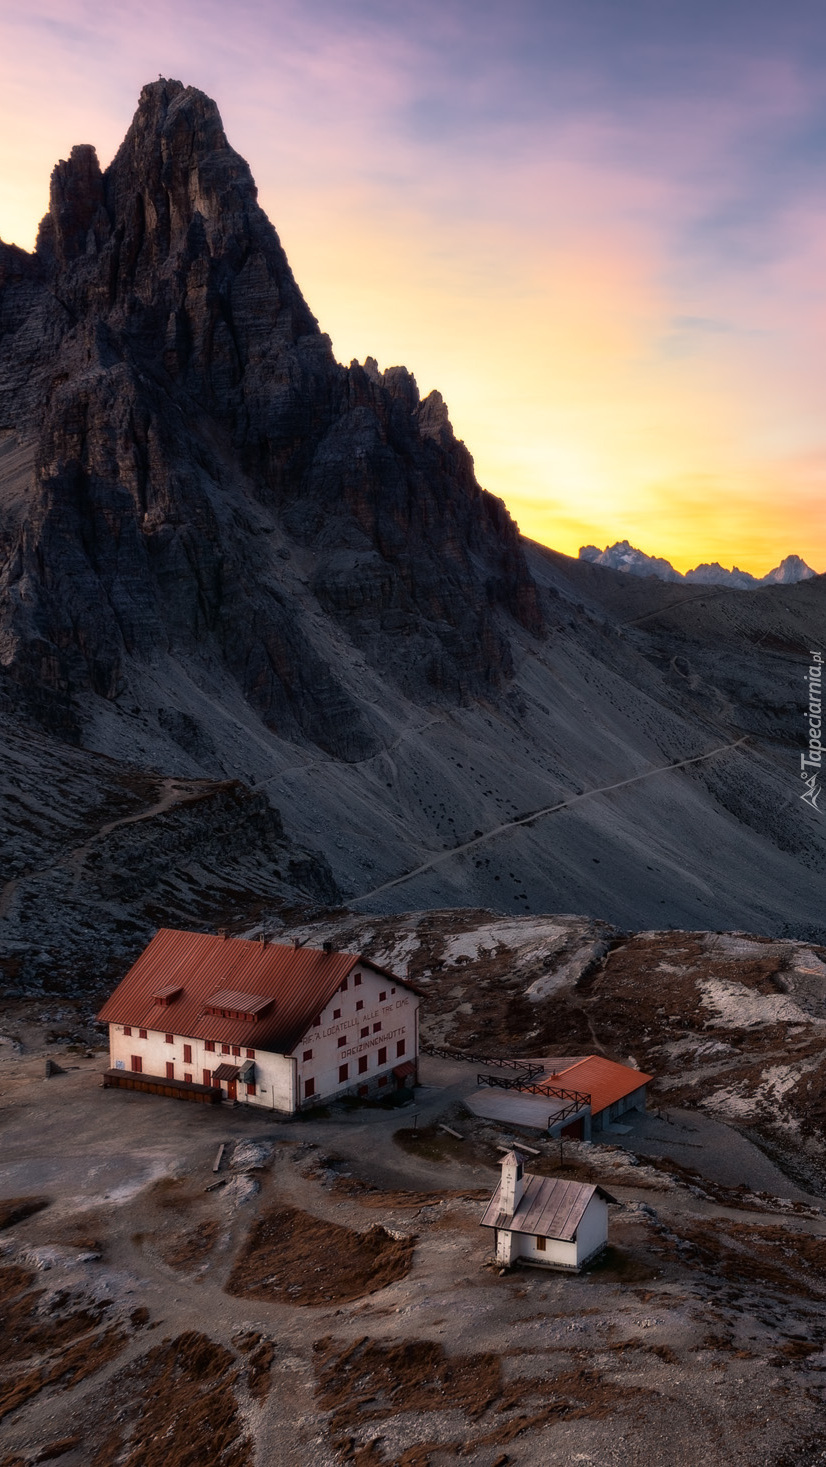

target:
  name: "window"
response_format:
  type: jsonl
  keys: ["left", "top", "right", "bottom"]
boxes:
{"left": 360, "top": 1026, "right": 369, "bottom": 1039}
{"left": 246, "top": 1082, "right": 256, "bottom": 1096}
{"left": 130, "top": 1055, "right": 142, "bottom": 1073}
{"left": 123, "top": 1026, "right": 132, "bottom": 1036}
{"left": 183, "top": 1044, "right": 192, "bottom": 1064}
{"left": 205, "top": 1040, "right": 215, "bottom": 1053}
{"left": 356, "top": 1000, "right": 364, "bottom": 1011}
{"left": 358, "top": 1056, "right": 368, "bottom": 1074}
{"left": 373, "top": 1022, "right": 382, "bottom": 1033}
{"left": 184, "top": 1073, "right": 192, "bottom": 1084}
{"left": 378, "top": 1047, "right": 387, "bottom": 1065}
{"left": 396, "top": 1039, "right": 406, "bottom": 1058}
{"left": 340, "top": 977, "right": 348, "bottom": 992}
{"left": 536, "top": 1236, "right": 547, "bottom": 1252}
{"left": 354, "top": 973, "right": 362, "bottom": 986}
{"left": 166, "top": 1061, "right": 174, "bottom": 1079}
{"left": 165, "top": 1033, "right": 174, "bottom": 1045}
{"left": 304, "top": 1077, "right": 315, "bottom": 1098}
{"left": 337, "top": 1035, "right": 346, "bottom": 1048}
{"left": 312, "top": 1015, "right": 321, "bottom": 1027}
{"left": 338, "top": 1063, "right": 349, "bottom": 1082}
{"left": 333, "top": 1008, "right": 341, "bottom": 1020}
{"left": 232, "top": 1046, "right": 241, "bottom": 1057}
{"left": 303, "top": 1049, "right": 313, "bottom": 1062}
{"left": 139, "top": 1028, "right": 147, "bottom": 1039}
{"left": 379, "top": 991, "right": 386, "bottom": 1002}
{"left": 391, "top": 987, "right": 396, "bottom": 995}
{"left": 222, "top": 1044, "right": 230, "bottom": 1055}
{"left": 246, "top": 1049, "right": 255, "bottom": 1060}
{"left": 203, "top": 1069, "right": 212, "bottom": 1086}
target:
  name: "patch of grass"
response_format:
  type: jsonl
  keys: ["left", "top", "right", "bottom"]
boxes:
{"left": 0, "top": 1197, "right": 49, "bottom": 1231}
{"left": 226, "top": 1206, "right": 414, "bottom": 1306}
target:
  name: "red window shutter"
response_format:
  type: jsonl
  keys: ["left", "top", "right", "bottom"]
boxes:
{"left": 373, "top": 1022, "right": 381, "bottom": 1033}
{"left": 130, "top": 1055, "right": 142, "bottom": 1073}
{"left": 246, "top": 1049, "right": 255, "bottom": 1060}
{"left": 139, "top": 1028, "right": 147, "bottom": 1039}
{"left": 222, "top": 1044, "right": 230, "bottom": 1055}
{"left": 337, "top": 1035, "right": 346, "bottom": 1048}
{"left": 183, "top": 1044, "right": 192, "bottom": 1064}
{"left": 166, "top": 1061, "right": 174, "bottom": 1080}
{"left": 303, "top": 1049, "right": 313, "bottom": 1061}
{"left": 358, "top": 1056, "right": 368, "bottom": 1074}
{"left": 360, "top": 1026, "right": 369, "bottom": 1038}
{"left": 124, "top": 1026, "right": 132, "bottom": 1036}
{"left": 246, "top": 1082, "right": 256, "bottom": 1096}
{"left": 356, "top": 1000, "right": 364, "bottom": 1011}
{"left": 232, "top": 1046, "right": 241, "bottom": 1057}
{"left": 396, "top": 1039, "right": 406, "bottom": 1058}
{"left": 379, "top": 991, "right": 386, "bottom": 1001}
{"left": 338, "top": 1063, "right": 348, "bottom": 1083}
{"left": 304, "top": 1077, "right": 315, "bottom": 1098}
{"left": 354, "top": 973, "right": 362, "bottom": 986}
{"left": 165, "top": 1033, "right": 173, "bottom": 1044}
{"left": 184, "top": 1073, "right": 192, "bottom": 1084}
{"left": 203, "top": 1069, "right": 211, "bottom": 1086}
{"left": 378, "top": 1047, "right": 387, "bottom": 1065}
{"left": 205, "top": 1040, "right": 215, "bottom": 1052}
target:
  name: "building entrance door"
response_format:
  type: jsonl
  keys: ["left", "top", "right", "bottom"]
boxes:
{"left": 227, "top": 1080, "right": 237, "bottom": 1101}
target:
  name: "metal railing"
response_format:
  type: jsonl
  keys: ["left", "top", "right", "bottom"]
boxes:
{"left": 421, "top": 1042, "right": 543, "bottom": 1078}
{"left": 476, "top": 1072, "right": 591, "bottom": 1127}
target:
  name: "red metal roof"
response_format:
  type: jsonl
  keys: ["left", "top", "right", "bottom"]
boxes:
{"left": 97, "top": 929, "right": 409, "bottom": 1054}
{"left": 481, "top": 1174, "right": 616, "bottom": 1239}
{"left": 540, "top": 1055, "right": 652, "bottom": 1118}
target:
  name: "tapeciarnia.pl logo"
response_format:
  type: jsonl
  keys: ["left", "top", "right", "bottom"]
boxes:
{"left": 801, "top": 650, "right": 823, "bottom": 811}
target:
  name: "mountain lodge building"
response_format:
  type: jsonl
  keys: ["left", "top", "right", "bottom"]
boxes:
{"left": 97, "top": 928, "right": 420, "bottom": 1110}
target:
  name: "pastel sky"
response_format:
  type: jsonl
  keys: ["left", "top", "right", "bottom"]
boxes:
{"left": 2, "top": 0, "right": 826, "bottom": 574}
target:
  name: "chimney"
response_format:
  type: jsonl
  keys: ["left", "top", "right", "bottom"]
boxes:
{"left": 292, "top": 938, "right": 300, "bottom": 950}
{"left": 259, "top": 933, "right": 267, "bottom": 946}
{"left": 322, "top": 940, "right": 332, "bottom": 954}
{"left": 499, "top": 1151, "right": 525, "bottom": 1216}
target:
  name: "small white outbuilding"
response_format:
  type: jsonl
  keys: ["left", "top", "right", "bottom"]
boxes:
{"left": 480, "top": 1152, "right": 615, "bottom": 1272}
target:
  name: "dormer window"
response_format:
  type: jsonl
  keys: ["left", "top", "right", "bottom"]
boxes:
{"left": 203, "top": 989, "right": 273, "bottom": 1023}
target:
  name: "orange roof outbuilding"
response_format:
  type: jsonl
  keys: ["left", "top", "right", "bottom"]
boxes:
{"left": 541, "top": 1055, "right": 652, "bottom": 1118}
{"left": 97, "top": 928, "right": 412, "bottom": 1054}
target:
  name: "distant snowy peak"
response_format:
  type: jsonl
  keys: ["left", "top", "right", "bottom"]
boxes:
{"left": 760, "top": 554, "right": 817, "bottom": 585}
{"left": 579, "top": 540, "right": 684, "bottom": 582}
{"left": 578, "top": 543, "right": 818, "bottom": 588}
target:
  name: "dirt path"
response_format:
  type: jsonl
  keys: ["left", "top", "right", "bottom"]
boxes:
{"left": 352, "top": 736, "right": 750, "bottom": 904}
{"left": 0, "top": 776, "right": 220, "bottom": 916}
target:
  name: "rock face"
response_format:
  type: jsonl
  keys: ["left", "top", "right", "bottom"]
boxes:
{"left": 0, "top": 80, "right": 542, "bottom": 755}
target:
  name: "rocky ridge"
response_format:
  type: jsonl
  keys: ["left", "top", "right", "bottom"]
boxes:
{"left": 580, "top": 540, "right": 818, "bottom": 588}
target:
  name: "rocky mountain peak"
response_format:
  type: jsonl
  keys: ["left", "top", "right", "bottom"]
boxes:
{"left": 0, "top": 81, "right": 542, "bottom": 755}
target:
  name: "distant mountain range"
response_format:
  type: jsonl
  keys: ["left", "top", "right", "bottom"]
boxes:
{"left": 579, "top": 541, "right": 818, "bottom": 588}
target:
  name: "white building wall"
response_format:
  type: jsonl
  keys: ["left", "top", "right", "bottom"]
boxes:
{"left": 514, "top": 1232, "right": 579, "bottom": 1269}
{"left": 290, "top": 964, "right": 419, "bottom": 1106}
{"left": 107, "top": 1025, "right": 295, "bottom": 1110}
{"left": 574, "top": 1195, "right": 610, "bottom": 1266}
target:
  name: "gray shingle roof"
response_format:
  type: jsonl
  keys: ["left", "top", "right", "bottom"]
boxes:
{"left": 480, "top": 1174, "right": 615, "bottom": 1240}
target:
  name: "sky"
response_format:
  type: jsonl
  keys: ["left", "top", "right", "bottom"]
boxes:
{"left": 1, "top": 0, "right": 826, "bottom": 574}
